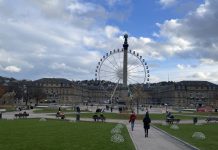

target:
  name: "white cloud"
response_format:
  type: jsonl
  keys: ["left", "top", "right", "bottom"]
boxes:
{"left": 106, "top": 0, "right": 131, "bottom": 6}
{"left": 156, "top": 0, "right": 218, "bottom": 61}
{"left": 152, "top": 32, "right": 160, "bottom": 37}
{"left": 67, "top": 1, "right": 95, "bottom": 14}
{"left": 177, "top": 64, "right": 184, "bottom": 70}
{"left": 200, "top": 58, "right": 217, "bottom": 65}
{"left": 0, "top": 2, "right": 119, "bottom": 82}
{"left": 177, "top": 64, "right": 192, "bottom": 70}
{"left": 127, "top": 36, "right": 164, "bottom": 60}
{"left": 51, "top": 63, "right": 71, "bottom": 70}
{"left": 165, "top": 60, "right": 218, "bottom": 83}
{"left": 105, "top": 26, "right": 120, "bottom": 38}
{"left": 107, "top": 0, "right": 120, "bottom": 6}
{"left": 0, "top": 0, "right": 217, "bottom": 84}
{"left": 159, "top": 0, "right": 177, "bottom": 7}
{"left": 0, "top": 0, "right": 112, "bottom": 80}
{"left": 149, "top": 75, "right": 161, "bottom": 83}
{"left": 3, "top": 66, "right": 21, "bottom": 73}
{"left": 83, "top": 36, "right": 96, "bottom": 47}
{"left": 191, "top": 72, "right": 208, "bottom": 79}
{"left": 195, "top": 1, "right": 209, "bottom": 17}
{"left": 0, "top": 0, "right": 166, "bottom": 82}
{"left": 157, "top": 19, "right": 181, "bottom": 38}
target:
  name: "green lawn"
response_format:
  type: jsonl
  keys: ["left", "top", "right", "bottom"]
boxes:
{"left": 0, "top": 119, "right": 135, "bottom": 150}
{"left": 155, "top": 124, "right": 218, "bottom": 150}
{"left": 183, "top": 112, "right": 218, "bottom": 116}
{"left": 173, "top": 114, "right": 207, "bottom": 120}
{"left": 0, "top": 106, "right": 16, "bottom": 112}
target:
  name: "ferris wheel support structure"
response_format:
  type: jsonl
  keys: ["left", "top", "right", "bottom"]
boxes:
{"left": 110, "top": 79, "right": 120, "bottom": 105}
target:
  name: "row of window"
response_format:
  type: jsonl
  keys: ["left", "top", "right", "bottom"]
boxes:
{"left": 175, "top": 85, "right": 216, "bottom": 90}
{"left": 35, "top": 83, "right": 72, "bottom": 87}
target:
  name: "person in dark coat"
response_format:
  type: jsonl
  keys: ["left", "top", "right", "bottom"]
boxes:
{"left": 76, "top": 106, "right": 80, "bottom": 113}
{"left": 143, "top": 112, "right": 151, "bottom": 137}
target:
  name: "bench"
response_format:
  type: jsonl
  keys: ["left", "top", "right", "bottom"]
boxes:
{"left": 56, "top": 113, "right": 65, "bottom": 119}
{"left": 14, "top": 113, "right": 29, "bottom": 118}
{"left": 206, "top": 117, "right": 218, "bottom": 123}
{"left": 93, "top": 114, "right": 105, "bottom": 122}
{"left": 166, "top": 118, "right": 180, "bottom": 124}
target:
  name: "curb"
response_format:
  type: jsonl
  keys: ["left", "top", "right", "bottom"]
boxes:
{"left": 152, "top": 125, "right": 200, "bottom": 150}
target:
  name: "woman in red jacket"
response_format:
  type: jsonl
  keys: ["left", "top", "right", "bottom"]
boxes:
{"left": 129, "top": 111, "right": 136, "bottom": 131}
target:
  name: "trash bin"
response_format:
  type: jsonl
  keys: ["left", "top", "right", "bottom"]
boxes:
{"left": 193, "top": 117, "right": 198, "bottom": 124}
{"left": 76, "top": 112, "right": 80, "bottom": 121}
{"left": 215, "top": 109, "right": 218, "bottom": 112}
{"left": 0, "top": 112, "right": 2, "bottom": 119}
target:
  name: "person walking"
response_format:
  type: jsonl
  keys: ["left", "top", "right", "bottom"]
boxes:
{"left": 143, "top": 112, "right": 151, "bottom": 138}
{"left": 129, "top": 111, "right": 137, "bottom": 131}
{"left": 76, "top": 106, "right": 80, "bottom": 121}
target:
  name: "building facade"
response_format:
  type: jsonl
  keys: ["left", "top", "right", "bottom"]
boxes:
{"left": 148, "top": 81, "right": 218, "bottom": 108}
{"left": 34, "top": 78, "right": 81, "bottom": 104}
{"left": 1, "top": 76, "right": 218, "bottom": 108}
{"left": 34, "top": 79, "right": 218, "bottom": 108}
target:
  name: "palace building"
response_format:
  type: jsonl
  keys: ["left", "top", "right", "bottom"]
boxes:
{"left": 1, "top": 76, "right": 218, "bottom": 108}
{"left": 147, "top": 81, "right": 218, "bottom": 108}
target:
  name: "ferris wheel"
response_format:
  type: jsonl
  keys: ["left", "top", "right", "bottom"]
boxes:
{"left": 95, "top": 49, "right": 150, "bottom": 85}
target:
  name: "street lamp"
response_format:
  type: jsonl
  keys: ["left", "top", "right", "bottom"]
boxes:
{"left": 23, "top": 85, "right": 28, "bottom": 106}
{"left": 136, "top": 98, "right": 139, "bottom": 114}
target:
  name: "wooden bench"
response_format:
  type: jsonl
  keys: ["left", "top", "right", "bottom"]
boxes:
{"left": 93, "top": 114, "right": 105, "bottom": 122}
{"left": 14, "top": 113, "right": 29, "bottom": 118}
{"left": 166, "top": 118, "right": 180, "bottom": 124}
{"left": 206, "top": 117, "right": 218, "bottom": 123}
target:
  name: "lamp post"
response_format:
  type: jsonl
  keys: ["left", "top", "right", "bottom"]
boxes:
{"left": 81, "top": 86, "right": 83, "bottom": 105}
{"left": 23, "top": 85, "right": 28, "bottom": 106}
{"left": 136, "top": 98, "right": 139, "bottom": 114}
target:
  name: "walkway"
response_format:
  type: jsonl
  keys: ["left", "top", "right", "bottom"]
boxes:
{"left": 126, "top": 121, "right": 197, "bottom": 150}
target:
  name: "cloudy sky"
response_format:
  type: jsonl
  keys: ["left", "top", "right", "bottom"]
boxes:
{"left": 0, "top": 0, "right": 218, "bottom": 83}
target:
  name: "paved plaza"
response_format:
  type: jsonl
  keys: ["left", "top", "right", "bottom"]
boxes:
{"left": 1, "top": 109, "right": 200, "bottom": 150}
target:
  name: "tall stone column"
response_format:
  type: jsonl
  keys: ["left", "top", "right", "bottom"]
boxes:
{"left": 123, "top": 34, "right": 129, "bottom": 87}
